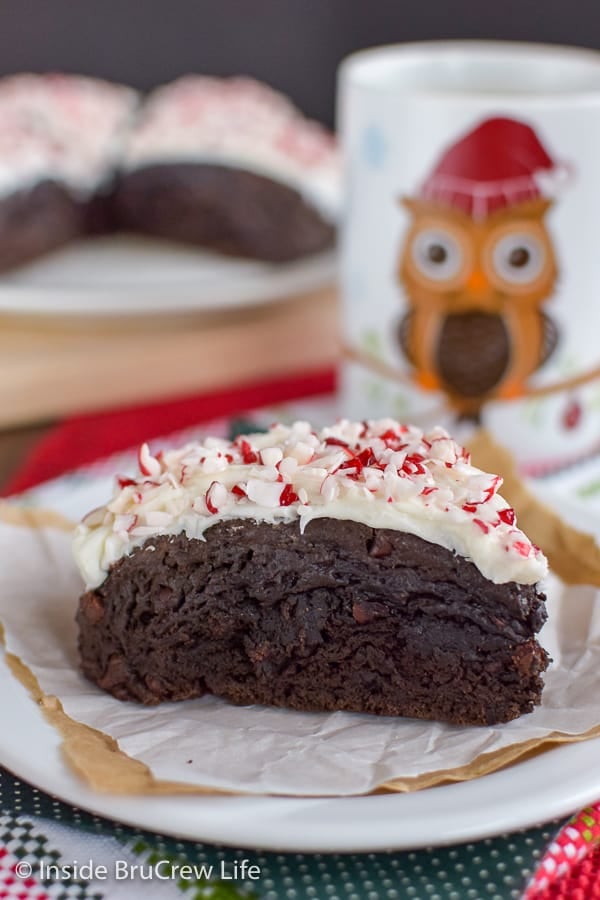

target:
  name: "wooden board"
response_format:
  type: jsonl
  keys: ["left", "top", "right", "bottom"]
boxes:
{"left": 0, "top": 285, "right": 340, "bottom": 428}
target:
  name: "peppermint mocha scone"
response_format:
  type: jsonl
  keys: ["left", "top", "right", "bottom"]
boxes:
{"left": 0, "top": 74, "right": 137, "bottom": 271}
{"left": 74, "top": 420, "right": 549, "bottom": 726}
{"left": 112, "top": 76, "right": 338, "bottom": 262}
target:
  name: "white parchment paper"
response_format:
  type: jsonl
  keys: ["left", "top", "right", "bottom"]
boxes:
{"left": 1, "top": 517, "right": 599, "bottom": 796}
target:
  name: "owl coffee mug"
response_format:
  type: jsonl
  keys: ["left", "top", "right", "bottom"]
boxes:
{"left": 338, "top": 41, "right": 600, "bottom": 472}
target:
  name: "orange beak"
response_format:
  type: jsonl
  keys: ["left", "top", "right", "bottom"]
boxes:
{"left": 465, "top": 268, "right": 490, "bottom": 297}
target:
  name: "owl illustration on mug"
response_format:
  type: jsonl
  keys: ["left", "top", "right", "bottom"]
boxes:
{"left": 397, "top": 117, "right": 564, "bottom": 420}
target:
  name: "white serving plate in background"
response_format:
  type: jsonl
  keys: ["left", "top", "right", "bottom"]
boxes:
{"left": 0, "top": 236, "right": 336, "bottom": 317}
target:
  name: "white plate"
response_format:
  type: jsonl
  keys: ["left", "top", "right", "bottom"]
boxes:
{"left": 0, "top": 236, "right": 336, "bottom": 317}
{"left": 8, "top": 435, "right": 600, "bottom": 851}
{"left": 2, "top": 645, "right": 600, "bottom": 852}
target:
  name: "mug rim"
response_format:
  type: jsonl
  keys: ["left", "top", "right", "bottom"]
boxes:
{"left": 339, "top": 40, "right": 600, "bottom": 103}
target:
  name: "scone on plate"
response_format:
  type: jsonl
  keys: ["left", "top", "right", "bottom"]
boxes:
{"left": 0, "top": 74, "right": 137, "bottom": 271}
{"left": 74, "top": 419, "right": 549, "bottom": 726}
{"left": 112, "top": 76, "right": 339, "bottom": 262}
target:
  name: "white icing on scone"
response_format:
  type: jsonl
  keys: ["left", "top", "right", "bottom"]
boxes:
{"left": 73, "top": 419, "right": 548, "bottom": 590}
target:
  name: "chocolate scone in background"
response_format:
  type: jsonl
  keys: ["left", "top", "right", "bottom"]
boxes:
{"left": 112, "top": 163, "right": 336, "bottom": 262}
{"left": 0, "top": 181, "right": 87, "bottom": 272}
{"left": 77, "top": 518, "right": 549, "bottom": 726}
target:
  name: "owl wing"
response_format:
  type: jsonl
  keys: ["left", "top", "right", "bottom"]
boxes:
{"left": 539, "top": 312, "right": 559, "bottom": 368}
{"left": 397, "top": 311, "right": 415, "bottom": 365}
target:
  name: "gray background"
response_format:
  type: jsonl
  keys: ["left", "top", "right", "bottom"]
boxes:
{"left": 1, "top": 0, "right": 599, "bottom": 124}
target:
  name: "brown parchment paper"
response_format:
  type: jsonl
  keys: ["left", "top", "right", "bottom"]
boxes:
{"left": 1, "top": 452, "right": 600, "bottom": 797}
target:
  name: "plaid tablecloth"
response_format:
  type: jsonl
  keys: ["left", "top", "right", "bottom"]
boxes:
{"left": 0, "top": 766, "right": 598, "bottom": 899}
{"left": 2, "top": 371, "right": 600, "bottom": 900}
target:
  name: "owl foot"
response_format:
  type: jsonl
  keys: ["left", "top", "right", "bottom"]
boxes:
{"left": 497, "top": 379, "right": 525, "bottom": 400}
{"left": 414, "top": 370, "right": 441, "bottom": 391}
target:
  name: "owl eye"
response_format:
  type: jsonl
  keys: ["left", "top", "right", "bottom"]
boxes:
{"left": 411, "top": 229, "right": 463, "bottom": 282}
{"left": 491, "top": 233, "right": 545, "bottom": 285}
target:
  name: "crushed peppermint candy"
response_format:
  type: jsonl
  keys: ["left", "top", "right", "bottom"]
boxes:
{"left": 73, "top": 419, "right": 548, "bottom": 590}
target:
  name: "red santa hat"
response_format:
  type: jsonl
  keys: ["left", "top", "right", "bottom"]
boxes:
{"left": 419, "top": 117, "right": 565, "bottom": 220}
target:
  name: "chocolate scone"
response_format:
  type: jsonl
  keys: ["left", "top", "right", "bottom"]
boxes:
{"left": 73, "top": 420, "right": 550, "bottom": 726}
{"left": 115, "top": 76, "right": 339, "bottom": 262}
{"left": 113, "top": 163, "right": 335, "bottom": 263}
{"left": 0, "top": 181, "right": 84, "bottom": 271}
{"left": 0, "top": 73, "right": 136, "bottom": 272}
{"left": 77, "top": 519, "right": 548, "bottom": 725}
